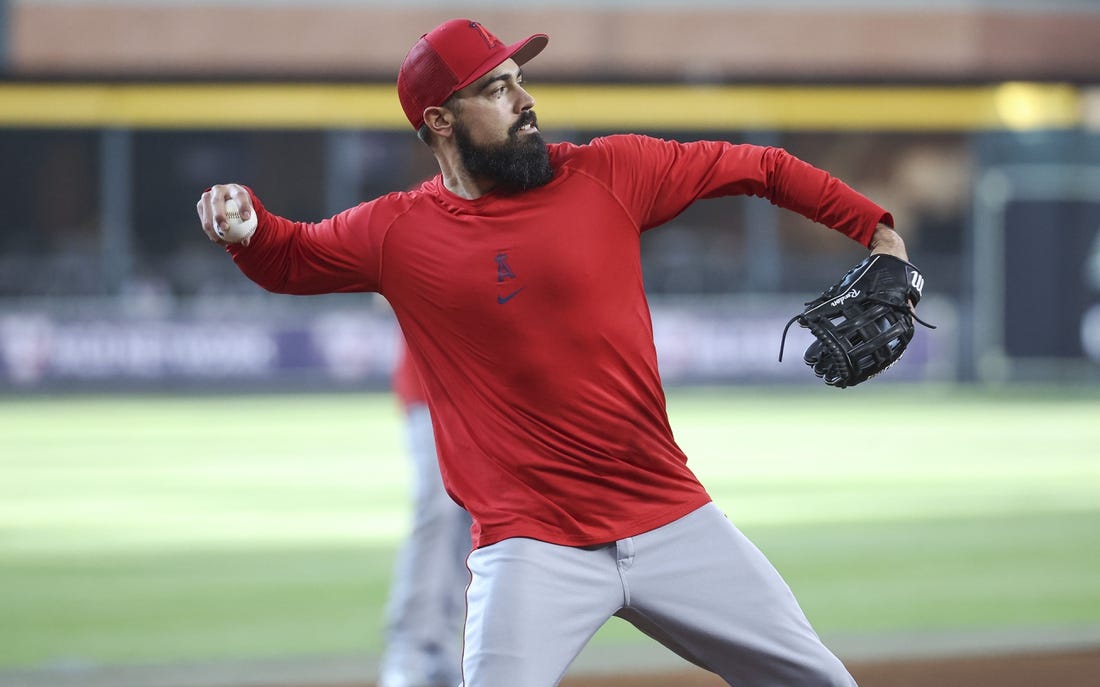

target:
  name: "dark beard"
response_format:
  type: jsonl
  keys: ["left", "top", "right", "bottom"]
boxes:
{"left": 454, "top": 111, "right": 554, "bottom": 193}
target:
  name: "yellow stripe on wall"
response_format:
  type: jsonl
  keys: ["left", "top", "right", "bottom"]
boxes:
{"left": 0, "top": 84, "right": 405, "bottom": 129}
{"left": 0, "top": 82, "right": 1081, "bottom": 131}
{"left": 538, "top": 83, "right": 1082, "bottom": 131}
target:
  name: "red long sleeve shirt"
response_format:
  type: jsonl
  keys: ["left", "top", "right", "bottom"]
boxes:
{"left": 231, "top": 134, "right": 890, "bottom": 548}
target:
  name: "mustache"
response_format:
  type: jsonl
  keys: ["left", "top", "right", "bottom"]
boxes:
{"left": 509, "top": 111, "right": 539, "bottom": 135}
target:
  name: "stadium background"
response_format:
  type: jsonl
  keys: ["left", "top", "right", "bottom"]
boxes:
{"left": 1, "top": 1, "right": 1098, "bottom": 685}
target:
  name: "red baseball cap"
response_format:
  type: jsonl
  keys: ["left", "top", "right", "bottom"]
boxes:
{"left": 397, "top": 19, "right": 549, "bottom": 131}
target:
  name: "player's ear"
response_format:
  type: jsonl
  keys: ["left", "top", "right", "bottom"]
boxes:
{"left": 423, "top": 106, "right": 456, "bottom": 141}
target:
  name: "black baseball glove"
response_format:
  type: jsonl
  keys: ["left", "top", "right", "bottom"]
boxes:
{"left": 779, "top": 254, "right": 935, "bottom": 388}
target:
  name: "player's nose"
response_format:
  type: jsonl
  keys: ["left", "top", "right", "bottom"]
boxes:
{"left": 516, "top": 85, "right": 535, "bottom": 112}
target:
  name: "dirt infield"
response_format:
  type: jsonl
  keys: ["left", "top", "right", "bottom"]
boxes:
{"left": 559, "top": 648, "right": 1100, "bottom": 687}
{"left": 6, "top": 646, "right": 1097, "bottom": 687}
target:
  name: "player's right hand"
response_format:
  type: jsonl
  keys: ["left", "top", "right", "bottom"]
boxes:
{"left": 197, "top": 183, "right": 255, "bottom": 247}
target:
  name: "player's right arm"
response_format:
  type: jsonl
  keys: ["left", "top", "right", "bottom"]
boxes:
{"left": 196, "top": 183, "right": 387, "bottom": 295}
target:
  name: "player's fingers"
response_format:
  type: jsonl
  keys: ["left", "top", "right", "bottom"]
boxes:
{"left": 226, "top": 185, "right": 254, "bottom": 221}
{"left": 211, "top": 185, "right": 230, "bottom": 228}
{"left": 197, "top": 188, "right": 228, "bottom": 245}
{"left": 196, "top": 194, "right": 215, "bottom": 237}
{"left": 209, "top": 184, "right": 242, "bottom": 238}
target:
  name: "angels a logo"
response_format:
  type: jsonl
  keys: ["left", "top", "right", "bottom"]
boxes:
{"left": 830, "top": 288, "right": 861, "bottom": 307}
{"left": 495, "top": 252, "right": 524, "bottom": 304}
{"left": 496, "top": 252, "right": 516, "bottom": 282}
{"left": 469, "top": 21, "right": 502, "bottom": 49}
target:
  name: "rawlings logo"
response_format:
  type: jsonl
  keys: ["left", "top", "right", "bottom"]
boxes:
{"left": 830, "top": 288, "right": 861, "bottom": 307}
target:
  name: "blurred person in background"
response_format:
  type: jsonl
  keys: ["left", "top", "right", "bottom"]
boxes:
{"left": 198, "top": 17, "right": 914, "bottom": 687}
{"left": 381, "top": 340, "right": 471, "bottom": 687}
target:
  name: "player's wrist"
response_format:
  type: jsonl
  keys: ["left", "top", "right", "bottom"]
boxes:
{"left": 869, "top": 225, "right": 908, "bottom": 261}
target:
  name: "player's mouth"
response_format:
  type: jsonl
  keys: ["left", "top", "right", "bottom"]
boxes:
{"left": 512, "top": 112, "right": 539, "bottom": 135}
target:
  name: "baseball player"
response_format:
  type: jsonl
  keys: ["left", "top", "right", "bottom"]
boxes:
{"left": 196, "top": 18, "right": 911, "bottom": 687}
{"left": 381, "top": 342, "right": 472, "bottom": 687}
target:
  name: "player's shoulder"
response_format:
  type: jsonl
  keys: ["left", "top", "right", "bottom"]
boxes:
{"left": 338, "top": 180, "right": 442, "bottom": 234}
{"left": 549, "top": 134, "right": 664, "bottom": 171}
{"left": 361, "top": 178, "right": 441, "bottom": 213}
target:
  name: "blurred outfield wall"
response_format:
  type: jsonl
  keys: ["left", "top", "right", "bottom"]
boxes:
{"left": 6, "top": 1, "right": 1100, "bottom": 80}
{"left": 1, "top": 1, "right": 1099, "bottom": 390}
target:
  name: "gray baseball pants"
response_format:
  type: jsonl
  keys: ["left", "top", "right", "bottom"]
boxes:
{"left": 380, "top": 403, "right": 472, "bottom": 687}
{"left": 462, "top": 502, "right": 856, "bottom": 687}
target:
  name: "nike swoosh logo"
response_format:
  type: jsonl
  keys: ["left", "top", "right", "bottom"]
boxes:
{"left": 497, "top": 288, "right": 524, "bottom": 304}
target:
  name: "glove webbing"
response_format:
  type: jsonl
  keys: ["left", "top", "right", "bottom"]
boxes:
{"left": 778, "top": 296, "right": 936, "bottom": 363}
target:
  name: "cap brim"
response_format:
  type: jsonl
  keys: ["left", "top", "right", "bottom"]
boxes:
{"left": 510, "top": 34, "right": 549, "bottom": 67}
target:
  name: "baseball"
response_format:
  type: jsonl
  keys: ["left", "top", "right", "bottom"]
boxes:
{"left": 217, "top": 199, "right": 258, "bottom": 243}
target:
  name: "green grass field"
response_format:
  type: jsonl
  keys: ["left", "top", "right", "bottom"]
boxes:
{"left": 2, "top": 386, "right": 1099, "bottom": 670}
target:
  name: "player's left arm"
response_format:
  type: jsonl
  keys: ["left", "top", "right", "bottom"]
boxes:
{"left": 726, "top": 143, "right": 892, "bottom": 248}
{"left": 597, "top": 136, "right": 891, "bottom": 248}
